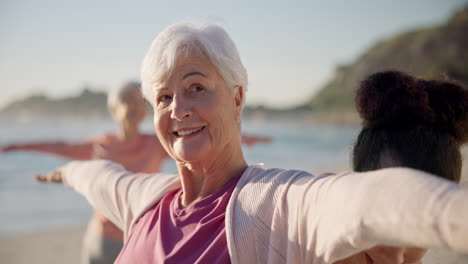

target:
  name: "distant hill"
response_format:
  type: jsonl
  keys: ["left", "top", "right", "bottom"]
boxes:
{"left": 0, "top": 89, "right": 108, "bottom": 119}
{"left": 307, "top": 6, "right": 468, "bottom": 113}
{"left": 3, "top": 7, "right": 467, "bottom": 124}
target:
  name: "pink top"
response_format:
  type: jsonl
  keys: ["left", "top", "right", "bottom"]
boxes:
{"left": 115, "top": 174, "right": 241, "bottom": 264}
{"left": 28, "top": 133, "right": 166, "bottom": 240}
{"left": 92, "top": 134, "right": 167, "bottom": 173}
{"left": 87, "top": 133, "right": 168, "bottom": 240}
{"left": 11, "top": 133, "right": 168, "bottom": 241}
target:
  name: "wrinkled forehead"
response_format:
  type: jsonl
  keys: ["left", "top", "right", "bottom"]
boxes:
{"left": 154, "top": 49, "right": 222, "bottom": 89}
{"left": 158, "top": 45, "right": 212, "bottom": 80}
{"left": 141, "top": 35, "right": 240, "bottom": 106}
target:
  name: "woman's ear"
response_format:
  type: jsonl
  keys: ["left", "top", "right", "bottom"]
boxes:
{"left": 233, "top": 85, "right": 244, "bottom": 120}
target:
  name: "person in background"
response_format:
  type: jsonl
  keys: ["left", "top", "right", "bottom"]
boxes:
{"left": 337, "top": 70, "right": 467, "bottom": 264}
{"left": 35, "top": 22, "right": 468, "bottom": 263}
{"left": 1, "top": 80, "right": 272, "bottom": 264}
{"left": 2, "top": 81, "right": 167, "bottom": 264}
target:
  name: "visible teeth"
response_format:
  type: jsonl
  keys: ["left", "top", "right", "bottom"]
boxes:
{"left": 177, "top": 127, "right": 202, "bottom": 136}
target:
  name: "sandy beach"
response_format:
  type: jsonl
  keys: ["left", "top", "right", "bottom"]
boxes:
{"left": 0, "top": 226, "right": 84, "bottom": 264}
{"left": 1, "top": 147, "right": 467, "bottom": 264}
{"left": 1, "top": 227, "right": 467, "bottom": 264}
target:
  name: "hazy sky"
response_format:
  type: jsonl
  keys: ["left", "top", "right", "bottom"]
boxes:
{"left": 1, "top": 0, "right": 466, "bottom": 108}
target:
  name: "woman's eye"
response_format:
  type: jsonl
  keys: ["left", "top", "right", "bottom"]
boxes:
{"left": 191, "top": 85, "right": 205, "bottom": 93}
{"left": 158, "top": 95, "right": 172, "bottom": 104}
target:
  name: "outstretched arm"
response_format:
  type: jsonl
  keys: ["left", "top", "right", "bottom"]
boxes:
{"left": 1, "top": 140, "right": 94, "bottom": 160}
{"left": 36, "top": 160, "right": 181, "bottom": 239}
{"left": 284, "top": 168, "right": 468, "bottom": 262}
{"left": 241, "top": 133, "right": 272, "bottom": 146}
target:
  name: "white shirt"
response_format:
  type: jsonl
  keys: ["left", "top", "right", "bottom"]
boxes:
{"left": 61, "top": 160, "right": 468, "bottom": 263}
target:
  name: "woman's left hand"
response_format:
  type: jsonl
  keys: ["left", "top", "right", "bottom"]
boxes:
{"left": 35, "top": 168, "right": 64, "bottom": 183}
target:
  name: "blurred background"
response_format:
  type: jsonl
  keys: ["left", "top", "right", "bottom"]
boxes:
{"left": 0, "top": 1, "right": 467, "bottom": 263}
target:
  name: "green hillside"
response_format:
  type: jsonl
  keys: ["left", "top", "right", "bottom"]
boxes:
{"left": 309, "top": 6, "right": 468, "bottom": 112}
{"left": 0, "top": 89, "right": 108, "bottom": 119}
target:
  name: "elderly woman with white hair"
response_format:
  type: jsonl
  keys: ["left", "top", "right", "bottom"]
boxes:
{"left": 1, "top": 79, "right": 270, "bottom": 264}
{"left": 37, "top": 22, "right": 468, "bottom": 264}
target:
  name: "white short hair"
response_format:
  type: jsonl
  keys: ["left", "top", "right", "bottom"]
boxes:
{"left": 107, "top": 81, "right": 141, "bottom": 108}
{"left": 140, "top": 22, "right": 248, "bottom": 107}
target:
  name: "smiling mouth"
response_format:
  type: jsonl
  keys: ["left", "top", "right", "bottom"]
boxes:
{"left": 174, "top": 126, "right": 206, "bottom": 137}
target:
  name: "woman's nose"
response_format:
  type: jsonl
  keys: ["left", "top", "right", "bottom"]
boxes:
{"left": 170, "top": 95, "right": 192, "bottom": 120}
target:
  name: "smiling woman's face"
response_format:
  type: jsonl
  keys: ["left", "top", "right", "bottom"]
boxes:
{"left": 151, "top": 52, "right": 243, "bottom": 163}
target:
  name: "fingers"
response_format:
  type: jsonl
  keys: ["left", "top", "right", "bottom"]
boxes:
{"left": 0, "top": 145, "right": 13, "bottom": 152}
{"left": 0, "top": 145, "right": 16, "bottom": 152}
{"left": 35, "top": 170, "right": 63, "bottom": 183}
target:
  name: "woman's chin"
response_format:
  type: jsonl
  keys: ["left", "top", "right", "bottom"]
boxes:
{"left": 174, "top": 149, "right": 209, "bottom": 164}
{"left": 172, "top": 140, "right": 212, "bottom": 163}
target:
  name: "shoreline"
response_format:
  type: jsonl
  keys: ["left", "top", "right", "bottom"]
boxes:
{"left": 0, "top": 225, "right": 85, "bottom": 264}
{"left": 1, "top": 147, "right": 466, "bottom": 264}
{"left": 1, "top": 225, "right": 467, "bottom": 264}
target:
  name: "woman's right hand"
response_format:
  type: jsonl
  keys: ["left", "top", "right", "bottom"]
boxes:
{"left": 0, "top": 144, "right": 19, "bottom": 152}
{"left": 35, "top": 168, "right": 64, "bottom": 183}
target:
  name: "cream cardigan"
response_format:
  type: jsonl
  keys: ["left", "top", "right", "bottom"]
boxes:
{"left": 61, "top": 160, "right": 468, "bottom": 263}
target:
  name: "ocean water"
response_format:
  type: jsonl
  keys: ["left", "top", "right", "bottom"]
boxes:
{"left": 0, "top": 117, "right": 359, "bottom": 236}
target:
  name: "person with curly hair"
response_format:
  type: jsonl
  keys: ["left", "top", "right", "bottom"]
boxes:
{"left": 337, "top": 70, "right": 468, "bottom": 264}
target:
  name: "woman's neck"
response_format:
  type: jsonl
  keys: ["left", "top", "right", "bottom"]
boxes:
{"left": 117, "top": 123, "right": 140, "bottom": 141}
{"left": 177, "top": 139, "right": 247, "bottom": 207}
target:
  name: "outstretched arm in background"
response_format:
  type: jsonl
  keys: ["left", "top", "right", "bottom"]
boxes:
{"left": 1, "top": 140, "right": 94, "bottom": 160}
{"left": 241, "top": 133, "right": 272, "bottom": 146}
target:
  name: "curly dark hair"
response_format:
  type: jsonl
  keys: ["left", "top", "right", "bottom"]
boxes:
{"left": 353, "top": 70, "right": 468, "bottom": 182}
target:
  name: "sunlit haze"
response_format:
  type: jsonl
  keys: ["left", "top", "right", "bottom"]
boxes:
{"left": 0, "top": 0, "right": 465, "bottom": 108}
